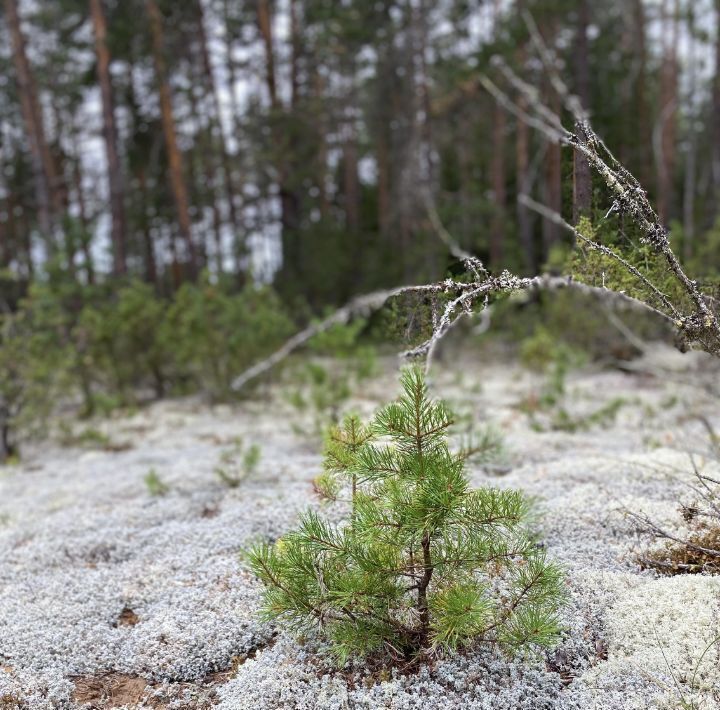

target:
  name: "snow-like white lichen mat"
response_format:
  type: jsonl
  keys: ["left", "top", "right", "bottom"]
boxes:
{"left": 1, "top": 345, "right": 719, "bottom": 709}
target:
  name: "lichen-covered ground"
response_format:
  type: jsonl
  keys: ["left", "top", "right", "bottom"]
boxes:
{"left": 1, "top": 344, "right": 719, "bottom": 709}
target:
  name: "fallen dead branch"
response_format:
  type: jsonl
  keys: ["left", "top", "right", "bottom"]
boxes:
{"left": 232, "top": 274, "right": 672, "bottom": 391}
{"left": 232, "top": 11, "right": 720, "bottom": 392}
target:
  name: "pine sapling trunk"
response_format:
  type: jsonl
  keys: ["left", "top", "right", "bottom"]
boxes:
{"left": 0, "top": 406, "right": 15, "bottom": 463}
{"left": 417, "top": 532, "right": 433, "bottom": 643}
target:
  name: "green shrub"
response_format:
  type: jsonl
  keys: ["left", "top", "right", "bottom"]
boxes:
{"left": 79, "top": 281, "right": 170, "bottom": 401}
{"left": 20, "top": 280, "right": 96, "bottom": 416}
{"left": 249, "top": 368, "right": 564, "bottom": 665}
{"left": 0, "top": 304, "right": 70, "bottom": 461}
{"left": 518, "top": 328, "right": 626, "bottom": 433}
{"left": 165, "top": 277, "right": 293, "bottom": 401}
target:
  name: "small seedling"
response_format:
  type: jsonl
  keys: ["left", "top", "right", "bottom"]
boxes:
{"left": 215, "top": 439, "right": 261, "bottom": 488}
{"left": 144, "top": 468, "right": 169, "bottom": 496}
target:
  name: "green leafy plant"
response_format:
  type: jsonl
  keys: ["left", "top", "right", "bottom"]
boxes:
{"left": 79, "top": 281, "right": 170, "bottom": 402}
{"left": 249, "top": 368, "right": 564, "bottom": 665}
{"left": 215, "top": 438, "right": 261, "bottom": 488}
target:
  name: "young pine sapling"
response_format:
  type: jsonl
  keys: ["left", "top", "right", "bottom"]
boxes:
{"left": 249, "top": 368, "right": 564, "bottom": 665}
{"left": 215, "top": 438, "right": 261, "bottom": 488}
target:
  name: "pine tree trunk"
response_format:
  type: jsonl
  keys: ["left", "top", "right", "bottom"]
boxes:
{"left": 542, "top": 82, "right": 562, "bottom": 258}
{"left": 632, "top": 0, "right": 652, "bottom": 190}
{"left": 289, "top": 0, "right": 300, "bottom": 107}
{"left": 491, "top": 102, "right": 506, "bottom": 268}
{"left": 683, "top": 5, "right": 697, "bottom": 260}
{"left": 221, "top": 0, "right": 243, "bottom": 140}
{"left": 257, "top": 0, "right": 301, "bottom": 291}
{"left": 516, "top": 94, "right": 534, "bottom": 273}
{"left": 377, "top": 133, "right": 391, "bottom": 236}
{"left": 69, "top": 137, "right": 95, "bottom": 285}
{"left": 572, "top": 0, "right": 592, "bottom": 224}
{"left": 146, "top": 0, "right": 197, "bottom": 278}
{"left": 489, "top": 2, "right": 505, "bottom": 268}
{"left": 343, "top": 134, "right": 360, "bottom": 233}
{"left": 417, "top": 532, "right": 433, "bottom": 644}
{"left": 90, "top": 0, "right": 127, "bottom": 276}
{"left": 314, "top": 70, "right": 330, "bottom": 219}
{"left": 137, "top": 168, "right": 158, "bottom": 285}
{"left": 257, "top": 0, "right": 278, "bottom": 111}
{"left": 711, "top": 0, "right": 720, "bottom": 226}
{"left": 186, "top": 57, "right": 222, "bottom": 274}
{"left": 0, "top": 410, "right": 16, "bottom": 464}
{"left": 656, "top": 0, "right": 679, "bottom": 226}
{"left": 196, "top": 0, "right": 240, "bottom": 237}
{"left": 5, "top": 0, "right": 60, "bottom": 246}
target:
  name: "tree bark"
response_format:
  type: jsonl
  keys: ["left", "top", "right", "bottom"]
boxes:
{"left": 146, "top": 0, "right": 197, "bottom": 278}
{"left": 5, "top": 0, "right": 61, "bottom": 246}
{"left": 257, "top": 0, "right": 279, "bottom": 111}
{"left": 221, "top": 0, "right": 243, "bottom": 139}
{"left": 90, "top": 0, "right": 127, "bottom": 276}
{"left": 186, "top": 59, "right": 223, "bottom": 274}
{"left": 514, "top": 17, "right": 535, "bottom": 275}
{"left": 711, "top": 0, "right": 720, "bottom": 226}
{"left": 136, "top": 168, "right": 158, "bottom": 285}
{"left": 489, "top": 1, "right": 505, "bottom": 268}
{"left": 343, "top": 129, "right": 360, "bottom": 233}
{"left": 632, "top": 0, "right": 652, "bottom": 190}
{"left": 683, "top": 4, "right": 697, "bottom": 259}
{"left": 69, "top": 126, "right": 95, "bottom": 285}
{"left": 196, "top": 0, "right": 240, "bottom": 236}
{"left": 656, "top": 0, "right": 679, "bottom": 226}
{"left": 572, "top": 0, "right": 592, "bottom": 224}
{"left": 257, "top": 0, "right": 301, "bottom": 289}
{"left": 491, "top": 102, "right": 506, "bottom": 268}
{"left": 542, "top": 86, "right": 562, "bottom": 257}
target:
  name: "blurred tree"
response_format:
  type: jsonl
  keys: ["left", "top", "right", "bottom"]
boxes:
{"left": 90, "top": 0, "right": 127, "bottom": 276}
{"left": 5, "top": 0, "right": 61, "bottom": 248}
{"left": 146, "top": 0, "right": 197, "bottom": 280}
{"left": 0, "top": 0, "right": 718, "bottom": 318}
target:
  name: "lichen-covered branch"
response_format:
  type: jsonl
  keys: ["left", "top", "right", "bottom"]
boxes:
{"left": 231, "top": 13, "right": 720, "bottom": 392}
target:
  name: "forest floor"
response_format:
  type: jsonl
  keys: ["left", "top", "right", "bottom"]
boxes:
{"left": 1, "top": 343, "right": 720, "bottom": 709}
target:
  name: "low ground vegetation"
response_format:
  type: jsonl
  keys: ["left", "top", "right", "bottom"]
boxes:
{"left": 0, "top": 276, "right": 293, "bottom": 462}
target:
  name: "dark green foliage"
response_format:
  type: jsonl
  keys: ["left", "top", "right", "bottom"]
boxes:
{"left": 249, "top": 368, "right": 564, "bottom": 665}
{"left": 79, "top": 281, "right": 171, "bottom": 401}
{"left": 166, "top": 278, "right": 293, "bottom": 401}
{"left": 0, "top": 307, "right": 67, "bottom": 461}
{"left": 566, "top": 219, "right": 695, "bottom": 318}
{"left": 0, "top": 276, "right": 293, "bottom": 454}
{"left": 489, "top": 289, "right": 672, "bottom": 364}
